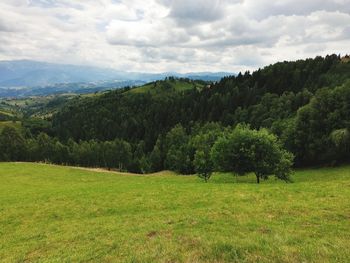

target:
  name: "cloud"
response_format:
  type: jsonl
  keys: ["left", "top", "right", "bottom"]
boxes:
{"left": 243, "top": 0, "right": 350, "bottom": 19}
{"left": 0, "top": 19, "right": 15, "bottom": 32}
{"left": 0, "top": 0, "right": 349, "bottom": 73}
{"left": 165, "top": 0, "right": 226, "bottom": 24}
{"left": 106, "top": 19, "right": 190, "bottom": 47}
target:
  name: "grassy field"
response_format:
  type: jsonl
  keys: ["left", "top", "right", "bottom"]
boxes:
{"left": 0, "top": 163, "right": 349, "bottom": 262}
{"left": 0, "top": 110, "right": 14, "bottom": 117}
{"left": 129, "top": 79, "right": 205, "bottom": 94}
{"left": 0, "top": 95, "right": 76, "bottom": 118}
{"left": 0, "top": 121, "right": 22, "bottom": 133}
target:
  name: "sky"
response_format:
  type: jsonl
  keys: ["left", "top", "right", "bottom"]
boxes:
{"left": 0, "top": 0, "right": 349, "bottom": 73}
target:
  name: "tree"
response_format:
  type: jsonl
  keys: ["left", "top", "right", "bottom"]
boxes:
{"left": 165, "top": 146, "right": 192, "bottom": 174}
{"left": 114, "top": 139, "right": 132, "bottom": 171}
{"left": 51, "top": 140, "right": 69, "bottom": 165}
{"left": 190, "top": 123, "right": 222, "bottom": 182}
{"left": 149, "top": 136, "right": 165, "bottom": 172}
{"left": 330, "top": 128, "right": 350, "bottom": 163}
{"left": 0, "top": 126, "right": 27, "bottom": 161}
{"left": 294, "top": 83, "right": 350, "bottom": 165}
{"left": 165, "top": 124, "right": 193, "bottom": 174}
{"left": 211, "top": 125, "right": 293, "bottom": 183}
{"left": 36, "top": 133, "right": 54, "bottom": 162}
{"left": 100, "top": 140, "right": 132, "bottom": 171}
{"left": 193, "top": 150, "right": 212, "bottom": 182}
{"left": 103, "top": 141, "right": 117, "bottom": 170}
{"left": 139, "top": 155, "right": 151, "bottom": 174}
{"left": 26, "top": 138, "right": 40, "bottom": 162}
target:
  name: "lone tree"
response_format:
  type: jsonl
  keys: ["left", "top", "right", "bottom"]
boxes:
{"left": 211, "top": 125, "right": 293, "bottom": 184}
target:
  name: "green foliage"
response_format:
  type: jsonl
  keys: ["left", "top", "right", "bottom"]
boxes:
{"left": 191, "top": 122, "right": 223, "bottom": 181}
{"left": 0, "top": 126, "right": 27, "bottom": 161}
{"left": 0, "top": 121, "right": 22, "bottom": 133}
{"left": 164, "top": 124, "right": 193, "bottom": 174}
{"left": 50, "top": 55, "right": 350, "bottom": 170}
{"left": 330, "top": 129, "right": 350, "bottom": 157}
{"left": 22, "top": 118, "right": 53, "bottom": 137}
{"left": 293, "top": 82, "right": 350, "bottom": 165}
{"left": 139, "top": 155, "right": 151, "bottom": 174}
{"left": 149, "top": 136, "right": 165, "bottom": 172}
{"left": 211, "top": 125, "right": 293, "bottom": 183}
{"left": 193, "top": 150, "right": 212, "bottom": 182}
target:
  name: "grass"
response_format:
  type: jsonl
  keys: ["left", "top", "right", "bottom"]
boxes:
{"left": 0, "top": 163, "right": 349, "bottom": 262}
{"left": 129, "top": 80, "right": 205, "bottom": 94}
{"left": 0, "top": 110, "right": 14, "bottom": 117}
{"left": 0, "top": 94, "right": 78, "bottom": 118}
{"left": 0, "top": 106, "right": 19, "bottom": 120}
{"left": 0, "top": 121, "right": 22, "bottom": 133}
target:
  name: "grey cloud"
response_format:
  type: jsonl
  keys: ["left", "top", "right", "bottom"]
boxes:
{"left": 303, "top": 43, "right": 327, "bottom": 53}
{"left": 169, "top": 0, "right": 224, "bottom": 23}
{"left": 158, "top": 0, "right": 241, "bottom": 25}
{"left": 244, "top": 0, "right": 350, "bottom": 20}
{"left": 0, "top": 19, "right": 15, "bottom": 32}
{"left": 343, "top": 26, "right": 350, "bottom": 38}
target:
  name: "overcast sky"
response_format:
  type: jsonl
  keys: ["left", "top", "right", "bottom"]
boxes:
{"left": 0, "top": 0, "right": 349, "bottom": 73}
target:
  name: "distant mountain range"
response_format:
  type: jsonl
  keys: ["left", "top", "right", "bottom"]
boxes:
{"left": 0, "top": 60, "right": 233, "bottom": 97}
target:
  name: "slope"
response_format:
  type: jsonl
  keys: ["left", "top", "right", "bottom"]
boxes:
{"left": 0, "top": 162, "right": 349, "bottom": 262}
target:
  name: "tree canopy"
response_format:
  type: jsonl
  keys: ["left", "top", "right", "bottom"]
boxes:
{"left": 211, "top": 125, "right": 293, "bottom": 183}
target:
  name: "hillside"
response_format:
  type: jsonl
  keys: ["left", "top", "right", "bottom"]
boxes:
{"left": 0, "top": 109, "right": 15, "bottom": 121}
{"left": 0, "top": 162, "right": 349, "bottom": 262}
{"left": 49, "top": 55, "right": 350, "bottom": 170}
{"left": 0, "top": 121, "right": 22, "bottom": 133}
{"left": 0, "top": 94, "right": 88, "bottom": 118}
{"left": 128, "top": 78, "right": 207, "bottom": 94}
{"left": 0, "top": 78, "right": 207, "bottom": 118}
{"left": 2, "top": 55, "right": 350, "bottom": 174}
{"left": 51, "top": 78, "right": 212, "bottom": 148}
{"left": 53, "top": 55, "right": 350, "bottom": 140}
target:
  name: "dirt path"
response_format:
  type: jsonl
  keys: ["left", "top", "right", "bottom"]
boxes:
{"left": 15, "top": 162, "right": 176, "bottom": 176}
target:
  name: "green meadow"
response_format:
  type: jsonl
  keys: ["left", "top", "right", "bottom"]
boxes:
{"left": 0, "top": 162, "right": 349, "bottom": 262}
{"left": 129, "top": 79, "right": 205, "bottom": 94}
{"left": 0, "top": 121, "right": 22, "bottom": 133}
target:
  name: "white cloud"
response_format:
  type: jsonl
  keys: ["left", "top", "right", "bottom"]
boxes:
{"left": 0, "top": 0, "right": 349, "bottom": 73}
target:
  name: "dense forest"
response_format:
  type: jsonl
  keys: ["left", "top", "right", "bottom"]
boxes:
{"left": 1, "top": 55, "right": 350, "bottom": 178}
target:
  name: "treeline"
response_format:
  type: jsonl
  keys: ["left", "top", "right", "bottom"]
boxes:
{"left": 0, "top": 128, "right": 132, "bottom": 171}
{"left": 0, "top": 122, "right": 224, "bottom": 173}
{"left": 0, "top": 123, "right": 293, "bottom": 183}
{"left": 1, "top": 55, "right": 350, "bottom": 178}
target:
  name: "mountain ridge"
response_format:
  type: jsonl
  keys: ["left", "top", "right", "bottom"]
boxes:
{"left": 0, "top": 60, "right": 233, "bottom": 93}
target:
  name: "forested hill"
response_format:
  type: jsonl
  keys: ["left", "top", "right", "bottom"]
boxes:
{"left": 4, "top": 54, "right": 350, "bottom": 174}
{"left": 51, "top": 55, "right": 350, "bottom": 169}
{"left": 51, "top": 78, "right": 203, "bottom": 142}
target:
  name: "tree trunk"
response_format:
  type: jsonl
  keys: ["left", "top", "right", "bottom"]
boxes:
{"left": 256, "top": 174, "right": 260, "bottom": 184}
